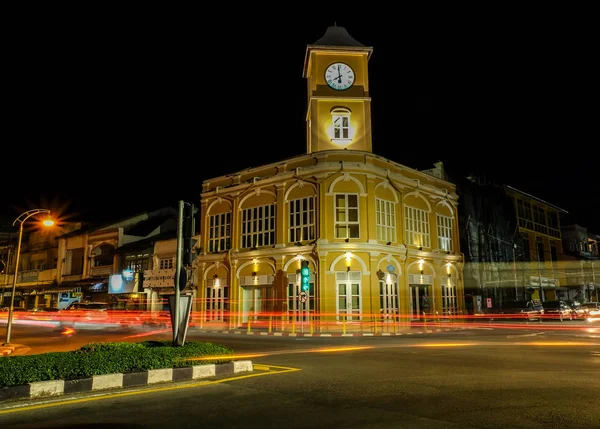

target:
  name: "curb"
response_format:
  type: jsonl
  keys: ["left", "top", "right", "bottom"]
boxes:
{"left": 195, "top": 327, "right": 467, "bottom": 337}
{"left": 0, "top": 346, "right": 16, "bottom": 357}
{"left": 0, "top": 360, "right": 253, "bottom": 403}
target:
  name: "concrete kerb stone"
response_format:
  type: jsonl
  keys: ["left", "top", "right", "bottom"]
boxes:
{"left": 92, "top": 373, "right": 124, "bottom": 391}
{"left": 29, "top": 380, "right": 65, "bottom": 398}
{"left": 147, "top": 368, "right": 172, "bottom": 384}
{"left": 0, "top": 360, "right": 253, "bottom": 403}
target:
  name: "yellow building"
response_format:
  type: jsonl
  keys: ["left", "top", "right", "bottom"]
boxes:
{"left": 194, "top": 26, "right": 464, "bottom": 330}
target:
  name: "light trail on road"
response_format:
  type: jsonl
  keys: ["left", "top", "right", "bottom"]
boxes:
{"left": 187, "top": 340, "right": 600, "bottom": 362}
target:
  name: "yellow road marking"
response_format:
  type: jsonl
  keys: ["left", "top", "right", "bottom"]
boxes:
{"left": 253, "top": 364, "right": 270, "bottom": 371}
{"left": 0, "top": 364, "right": 300, "bottom": 416}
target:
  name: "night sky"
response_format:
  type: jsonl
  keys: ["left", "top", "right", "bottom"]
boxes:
{"left": 2, "top": 12, "right": 597, "bottom": 232}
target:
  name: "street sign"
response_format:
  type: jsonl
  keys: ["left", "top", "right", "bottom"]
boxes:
{"left": 298, "top": 291, "right": 308, "bottom": 303}
{"left": 173, "top": 267, "right": 188, "bottom": 291}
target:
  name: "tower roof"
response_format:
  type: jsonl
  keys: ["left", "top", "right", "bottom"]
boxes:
{"left": 312, "top": 25, "right": 364, "bottom": 47}
{"left": 303, "top": 26, "right": 372, "bottom": 77}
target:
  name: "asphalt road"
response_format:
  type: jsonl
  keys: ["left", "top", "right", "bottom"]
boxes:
{"left": 3, "top": 318, "right": 600, "bottom": 355}
{"left": 1, "top": 326, "right": 600, "bottom": 428}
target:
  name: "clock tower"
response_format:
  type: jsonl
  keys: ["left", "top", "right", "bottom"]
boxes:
{"left": 303, "top": 25, "right": 373, "bottom": 154}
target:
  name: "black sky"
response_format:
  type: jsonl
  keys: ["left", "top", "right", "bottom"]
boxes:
{"left": 2, "top": 10, "right": 598, "bottom": 232}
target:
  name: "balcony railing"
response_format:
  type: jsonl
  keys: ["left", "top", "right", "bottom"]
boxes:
{"left": 143, "top": 268, "right": 176, "bottom": 287}
{"left": 89, "top": 265, "right": 114, "bottom": 277}
{"left": 18, "top": 269, "right": 39, "bottom": 283}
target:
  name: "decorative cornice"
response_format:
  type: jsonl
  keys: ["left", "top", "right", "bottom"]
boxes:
{"left": 202, "top": 159, "right": 458, "bottom": 201}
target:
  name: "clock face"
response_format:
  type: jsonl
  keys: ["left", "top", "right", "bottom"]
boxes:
{"left": 325, "top": 62, "right": 355, "bottom": 91}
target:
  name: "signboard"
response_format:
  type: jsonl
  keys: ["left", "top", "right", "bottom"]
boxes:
{"left": 19, "top": 270, "right": 40, "bottom": 283}
{"left": 386, "top": 264, "right": 395, "bottom": 273}
{"left": 109, "top": 273, "right": 135, "bottom": 294}
{"left": 143, "top": 268, "right": 176, "bottom": 287}
{"left": 530, "top": 276, "right": 556, "bottom": 287}
{"left": 298, "top": 291, "right": 308, "bottom": 303}
{"left": 486, "top": 298, "right": 492, "bottom": 308}
{"left": 122, "top": 268, "right": 134, "bottom": 281}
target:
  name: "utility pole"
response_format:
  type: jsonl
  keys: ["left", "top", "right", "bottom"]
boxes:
{"left": 170, "top": 200, "right": 195, "bottom": 347}
{"left": 173, "top": 200, "right": 184, "bottom": 345}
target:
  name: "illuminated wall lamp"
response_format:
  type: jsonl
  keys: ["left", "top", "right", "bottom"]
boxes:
{"left": 345, "top": 252, "right": 352, "bottom": 272}
{"left": 213, "top": 274, "right": 220, "bottom": 288}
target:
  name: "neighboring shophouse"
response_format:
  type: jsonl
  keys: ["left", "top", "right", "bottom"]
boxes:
{"left": 560, "top": 223, "right": 599, "bottom": 302}
{"left": 454, "top": 173, "right": 569, "bottom": 312}
{"left": 139, "top": 233, "right": 200, "bottom": 312}
{"left": 505, "top": 185, "right": 568, "bottom": 302}
{"left": 193, "top": 26, "right": 464, "bottom": 329}
{"left": 0, "top": 222, "right": 80, "bottom": 309}
{"left": 54, "top": 207, "right": 180, "bottom": 309}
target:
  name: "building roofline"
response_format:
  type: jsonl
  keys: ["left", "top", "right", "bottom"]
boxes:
{"left": 504, "top": 185, "right": 569, "bottom": 214}
{"left": 201, "top": 150, "right": 457, "bottom": 190}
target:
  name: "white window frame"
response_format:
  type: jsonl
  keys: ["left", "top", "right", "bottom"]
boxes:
{"left": 241, "top": 204, "right": 275, "bottom": 248}
{"left": 332, "top": 114, "right": 350, "bottom": 140}
{"left": 441, "top": 277, "right": 457, "bottom": 316}
{"left": 289, "top": 197, "right": 316, "bottom": 242}
{"left": 335, "top": 193, "right": 360, "bottom": 239}
{"left": 376, "top": 198, "right": 396, "bottom": 242}
{"left": 436, "top": 214, "right": 453, "bottom": 252}
{"left": 404, "top": 206, "right": 430, "bottom": 248}
{"left": 336, "top": 271, "right": 362, "bottom": 321}
{"left": 159, "top": 257, "right": 174, "bottom": 270}
{"left": 208, "top": 212, "right": 231, "bottom": 253}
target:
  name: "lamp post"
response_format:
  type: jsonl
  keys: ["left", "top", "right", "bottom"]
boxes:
{"left": 3, "top": 209, "right": 53, "bottom": 345}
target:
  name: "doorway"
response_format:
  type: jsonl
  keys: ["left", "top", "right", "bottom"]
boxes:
{"left": 409, "top": 284, "right": 432, "bottom": 320}
{"left": 242, "top": 286, "right": 273, "bottom": 323}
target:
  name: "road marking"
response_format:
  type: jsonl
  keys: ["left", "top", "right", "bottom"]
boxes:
{"left": 507, "top": 332, "right": 546, "bottom": 338}
{"left": 0, "top": 364, "right": 300, "bottom": 416}
{"left": 253, "top": 364, "right": 271, "bottom": 371}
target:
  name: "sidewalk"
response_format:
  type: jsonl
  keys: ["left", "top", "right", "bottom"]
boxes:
{"left": 192, "top": 321, "right": 468, "bottom": 337}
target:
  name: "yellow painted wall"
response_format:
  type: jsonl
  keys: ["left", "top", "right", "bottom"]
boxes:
{"left": 307, "top": 49, "right": 372, "bottom": 154}
{"left": 310, "top": 52, "right": 369, "bottom": 95}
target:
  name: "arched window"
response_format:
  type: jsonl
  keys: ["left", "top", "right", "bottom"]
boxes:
{"left": 91, "top": 244, "right": 114, "bottom": 267}
{"left": 330, "top": 107, "right": 351, "bottom": 144}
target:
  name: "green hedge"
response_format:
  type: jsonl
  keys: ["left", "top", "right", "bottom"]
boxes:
{"left": 0, "top": 340, "right": 233, "bottom": 388}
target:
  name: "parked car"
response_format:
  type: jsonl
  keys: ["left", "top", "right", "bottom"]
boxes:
{"left": 541, "top": 300, "right": 572, "bottom": 321}
{"left": 586, "top": 307, "right": 600, "bottom": 323}
{"left": 564, "top": 300, "right": 585, "bottom": 319}
{"left": 61, "top": 301, "right": 110, "bottom": 325}
{"left": 493, "top": 300, "right": 544, "bottom": 321}
{"left": 65, "top": 301, "right": 108, "bottom": 311}
{"left": 580, "top": 302, "right": 600, "bottom": 320}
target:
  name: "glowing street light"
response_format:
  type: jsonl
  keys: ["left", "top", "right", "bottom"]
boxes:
{"left": 3, "top": 209, "right": 53, "bottom": 345}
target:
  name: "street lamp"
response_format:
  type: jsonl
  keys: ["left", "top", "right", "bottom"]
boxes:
{"left": 3, "top": 209, "right": 54, "bottom": 345}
